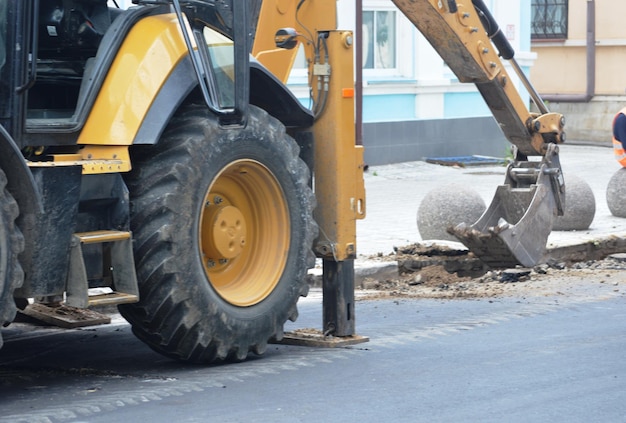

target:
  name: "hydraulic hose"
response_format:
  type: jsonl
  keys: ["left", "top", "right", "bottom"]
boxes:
{"left": 472, "top": 0, "right": 515, "bottom": 60}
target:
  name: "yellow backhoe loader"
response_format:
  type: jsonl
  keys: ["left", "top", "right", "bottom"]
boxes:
{"left": 0, "top": 0, "right": 564, "bottom": 363}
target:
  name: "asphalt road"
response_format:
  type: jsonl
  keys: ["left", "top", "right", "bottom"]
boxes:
{"left": 1, "top": 288, "right": 625, "bottom": 423}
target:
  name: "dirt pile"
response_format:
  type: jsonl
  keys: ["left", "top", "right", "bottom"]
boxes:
{"left": 357, "top": 243, "right": 626, "bottom": 300}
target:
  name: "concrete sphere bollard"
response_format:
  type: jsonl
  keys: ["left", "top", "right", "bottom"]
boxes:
{"left": 607, "top": 168, "right": 626, "bottom": 218}
{"left": 553, "top": 174, "right": 595, "bottom": 230}
{"left": 417, "top": 183, "right": 486, "bottom": 242}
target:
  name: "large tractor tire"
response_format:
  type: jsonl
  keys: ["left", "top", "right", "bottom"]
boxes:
{"left": 120, "top": 105, "right": 316, "bottom": 363}
{"left": 0, "top": 170, "right": 24, "bottom": 349}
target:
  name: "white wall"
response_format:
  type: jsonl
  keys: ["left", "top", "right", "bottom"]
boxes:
{"left": 290, "top": 0, "right": 535, "bottom": 122}
{"left": 110, "top": 0, "right": 133, "bottom": 9}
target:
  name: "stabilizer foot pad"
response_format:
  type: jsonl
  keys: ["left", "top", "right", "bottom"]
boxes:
{"left": 19, "top": 303, "right": 111, "bottom": 328}
{"left": 272, "top": 329, "right": 369, "bottom": 348}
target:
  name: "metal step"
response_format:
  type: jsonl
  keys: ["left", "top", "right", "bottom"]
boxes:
{"left": 88, "top": 291, "right": 138, "bottom": 307}
{"left": 75, "top": 230, "right": 131, "bottom": 244}
{"left": 66, "top": 230, "right": 139, "bottom": 308}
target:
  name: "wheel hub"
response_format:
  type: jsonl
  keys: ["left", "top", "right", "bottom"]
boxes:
{"left": 199, "top": 160, "right": 290, "bottom": 307}
{"left": 203, "top": 205, "right": 247, "bottom": 260}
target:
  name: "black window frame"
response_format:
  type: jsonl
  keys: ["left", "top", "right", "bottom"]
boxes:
{"left": 531, "top": 0, "right": 568, "bottom": 40}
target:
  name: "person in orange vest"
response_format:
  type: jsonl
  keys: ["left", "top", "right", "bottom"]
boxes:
{"left": 613, "top": 108, "right": 626, "bottom": 166}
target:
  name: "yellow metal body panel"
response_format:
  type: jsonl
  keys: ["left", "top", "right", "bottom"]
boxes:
{"left": 79, "top": 145, "right": 131, "bottom": 174}
{"left": 27, "top": 145, "right": 131, "bottom": 175}
{"left": 252, "top": 2, "right": 365, "bottom": 260}
{"left": 252, "top": 0, "right": 337, "bottom": 83}
{"left": 78, "top": 14, "right": 188, "bottom": 146}
{"left": 312, "top": 31, "right": 366, "bottom": 261}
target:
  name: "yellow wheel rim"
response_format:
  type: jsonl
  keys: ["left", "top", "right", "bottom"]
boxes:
{"left": 200, "top": 160, "right": 290, "bottom": 307}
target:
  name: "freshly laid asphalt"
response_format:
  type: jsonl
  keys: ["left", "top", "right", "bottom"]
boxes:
{"left": 3, "top": 146, "right": 625, "bottom": 423}
{"left": 354, "top": 143, "right": 626, "bottom": 265}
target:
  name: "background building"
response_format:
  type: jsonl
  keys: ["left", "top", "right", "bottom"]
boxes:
{"left": 288, "top": 0, "right": 536, "bottom": 165}
{"left": 530, "top": 0, "right": 619, "bottom": 145}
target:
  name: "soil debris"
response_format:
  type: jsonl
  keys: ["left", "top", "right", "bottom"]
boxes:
{"left": 355, "top": 242, "right": 626, "bottom": 301}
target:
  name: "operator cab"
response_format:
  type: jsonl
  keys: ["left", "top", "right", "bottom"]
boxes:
{"left": 0, "top": 0, "right": 251, "bottom": 148}
{"left": 27, "top": 0, "right": 120, "bottom": 123}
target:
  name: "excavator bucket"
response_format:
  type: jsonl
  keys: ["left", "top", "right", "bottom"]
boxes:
{"left": 449, "top": 144, "right": 565, "bottom": 268}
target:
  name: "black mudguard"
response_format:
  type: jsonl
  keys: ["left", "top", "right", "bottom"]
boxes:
{"left": 133, "top": 57, "right": 313, "bottom": 145}
{"left": 249, "top": 59, "right": 314, "bottom": 129}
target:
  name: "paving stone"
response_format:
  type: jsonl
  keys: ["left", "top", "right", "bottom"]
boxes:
{"left": 608, "top": 253, "right": 626, "bottom": 262}
{"left": 499, "top": 268, "right": 532, "bottom": 283}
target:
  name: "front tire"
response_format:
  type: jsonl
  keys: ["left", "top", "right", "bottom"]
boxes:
{"left": 120, "top": 105, "right": 316, "bottom": 363}
{"left": 0, "top": 169, "right": 24, "bottom": 349}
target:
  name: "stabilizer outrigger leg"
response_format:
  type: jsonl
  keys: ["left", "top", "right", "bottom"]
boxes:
{"left": 449, "top": 144, "right": 565, "bottom": 268}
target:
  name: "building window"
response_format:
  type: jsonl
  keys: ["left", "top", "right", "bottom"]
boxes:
{"left": 531, "top": 0, "right": 568, "bottom": 39}
{"left": 363, "top": 10, "right": 396, "bottom": 69}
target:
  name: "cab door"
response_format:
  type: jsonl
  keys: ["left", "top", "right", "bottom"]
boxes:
{"left": 172, "top": 0, "right": 249, "bottom": 126}
{"left": 0, "top": 0, "right": 34, "bottom": 144}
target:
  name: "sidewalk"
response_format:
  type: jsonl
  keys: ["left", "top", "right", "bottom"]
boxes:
{"left": 355, "top": 143, "right": 626, "bottom": 265}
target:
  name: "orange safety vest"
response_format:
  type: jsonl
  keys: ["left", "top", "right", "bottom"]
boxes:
{"left": 613, "top": 107, "right": 626, "bottom": 166}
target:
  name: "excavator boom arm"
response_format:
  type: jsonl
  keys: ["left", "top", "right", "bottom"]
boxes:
{"left": 392, "top": 0, "right": 566, "bottom": 267}
{"left": 392, "top": 0, "right": 565, "bottom": 157}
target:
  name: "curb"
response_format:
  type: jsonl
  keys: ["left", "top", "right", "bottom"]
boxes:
{"left": 544, "top": 235, "right": 626, "bottom": 263}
